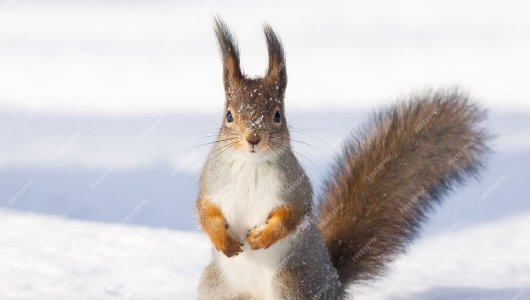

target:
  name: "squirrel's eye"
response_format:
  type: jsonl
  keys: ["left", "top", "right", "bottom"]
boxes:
{"left": 273, "top": 111, "right": 281, "bottom": 123}
{"left": 226, "top": 111, "right": 234, "bottom": 123}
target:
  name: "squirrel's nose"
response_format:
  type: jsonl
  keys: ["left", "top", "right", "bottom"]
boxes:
{"left": 246, "top": 133, "right": 262, "bottom": 146}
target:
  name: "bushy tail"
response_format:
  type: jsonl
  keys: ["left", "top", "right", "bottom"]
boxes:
{"left": 318, "top": 88, "right": 488, "bottom": 286}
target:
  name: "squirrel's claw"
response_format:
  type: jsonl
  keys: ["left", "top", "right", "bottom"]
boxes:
{"left": 219, "top": 233, "right": 243, "bottom": 257}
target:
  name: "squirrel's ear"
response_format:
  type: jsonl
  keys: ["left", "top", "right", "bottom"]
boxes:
{"left": 263, "top": 24, "right": 287, "bottom": 96}
{"left": 214, "top": 17, "right": 243, "bottom": 94}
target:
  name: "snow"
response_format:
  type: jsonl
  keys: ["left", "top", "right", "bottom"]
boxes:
{"left": 0, "top": 208, "right": 528, "bottom": 299}
{"left": 353, "top": 214, "right": 530, "bottom": 299}
{"left": 0, "top": 209, "right": 210, "bottom": 300}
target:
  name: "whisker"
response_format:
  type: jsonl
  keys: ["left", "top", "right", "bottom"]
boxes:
{"left": 208, "top": 141, "right": 238, "bottom": 162}
{"left": 291, "top": 140, "right": 319, "bottom": 150}
{"left": 289, "top": 130, "right": 320, "bottom": 140}
{"left": 270, "top": 140, "right": 321, "bottom": 170}
{"left": 164, "top": 137, "right": 238, "bottom": 158}
{"left": 173, "top": 141, "right": 238, "bottom": 175}
{"left": 191, "top": 133, "right": 239, "bottom": 140}
{"left": 270, "top": 135, "right": 319, "bottom": 151}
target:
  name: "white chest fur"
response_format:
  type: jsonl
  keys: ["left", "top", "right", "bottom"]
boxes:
{"left": 208, "top": 158, "right": 292, "bottom": 299}
{"left": 210, "top": 158, "right": 285, "bottom": 240}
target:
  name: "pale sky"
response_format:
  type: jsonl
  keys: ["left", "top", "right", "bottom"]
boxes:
{"left": 1, "top": 0, "right": 529, "bottom": 115}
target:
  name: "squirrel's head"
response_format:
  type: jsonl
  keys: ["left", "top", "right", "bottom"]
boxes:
{"left": 214, "top": 18, "right": 289, "bottom": 160}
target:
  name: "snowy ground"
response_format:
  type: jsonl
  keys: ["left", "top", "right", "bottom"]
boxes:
{"left": 1, "top": 208, "right": 529, "bottom": 300}
{"left": 0, "top": 209, "right": 209, "bottom": 300}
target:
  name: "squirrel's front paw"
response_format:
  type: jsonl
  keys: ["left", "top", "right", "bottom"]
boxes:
{"left": 247, "top": 227, "right": 276, "bottom": 250}
{"left": 216, "top": 231, "right": 243, "bottom": 257}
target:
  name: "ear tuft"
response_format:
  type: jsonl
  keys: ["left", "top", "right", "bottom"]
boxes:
{"left": 263, "top": 24, "right": 287, "bottom": 95}
{"left": 214, "top": 17, "right": 243, "bottom": 92}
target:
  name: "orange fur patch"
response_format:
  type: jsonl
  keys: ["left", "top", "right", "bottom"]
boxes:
{"left": 197, "top": 198, "right": 242, "bottom": 257}
{"left": 247, "top": 205, "right": 301, "bottom": 250}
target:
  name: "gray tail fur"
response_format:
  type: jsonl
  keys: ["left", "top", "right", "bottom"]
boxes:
{"left": 318, "top": 88, "right": 489, "bottom": 286}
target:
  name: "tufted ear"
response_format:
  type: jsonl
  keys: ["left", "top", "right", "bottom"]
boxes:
{"left": 214, "top": 17, "right": 243, "bottom": 95}
{"left": 263, "top": 24, "right": 287, "bottom": 97}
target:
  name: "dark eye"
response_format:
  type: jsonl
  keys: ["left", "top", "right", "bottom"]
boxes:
{"left": 273, "top": 111, "right": 281, "bottom": 123}
{"left": 226, "top": 111, "right": 234, "bottom": 123}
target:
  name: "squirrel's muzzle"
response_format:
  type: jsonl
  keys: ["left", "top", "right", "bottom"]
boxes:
{"left": 245, "top": 133, "right": 262, "bottom": 146}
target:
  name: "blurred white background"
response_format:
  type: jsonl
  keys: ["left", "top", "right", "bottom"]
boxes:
{"left": 1, "top": 1, "right": 529, "bottom": 299}
{"left": 1, "top": 0, "right": 530, "bottom": 114}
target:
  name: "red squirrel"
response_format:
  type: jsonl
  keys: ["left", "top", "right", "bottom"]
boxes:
{"left": 196, "top": 17, "right": 488, "bottom": 299}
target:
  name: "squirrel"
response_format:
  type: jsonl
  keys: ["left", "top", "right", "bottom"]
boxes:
{"left": 196, "top": 17, "right": 488, "bottom": 300}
